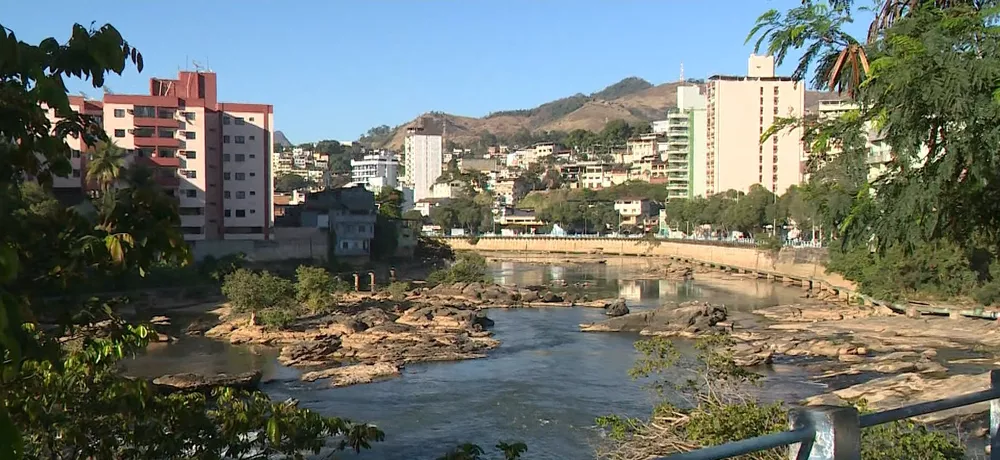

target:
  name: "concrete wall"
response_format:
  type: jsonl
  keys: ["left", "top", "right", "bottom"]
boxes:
{"left": 445, "top": 237, "right": 853, "bottom": 290}
{"left": 191, "top": 227, "right": 327, "bottom": 262}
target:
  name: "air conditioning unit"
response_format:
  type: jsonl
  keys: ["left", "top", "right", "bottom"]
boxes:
{"left": 127, "top": 109, "right": 134, "bottom": 114}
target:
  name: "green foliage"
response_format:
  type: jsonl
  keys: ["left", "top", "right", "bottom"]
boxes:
{"left": 274, "top": 173, "right": 314, "bottom": 193}
{"left": 436, "top": 442, "right": 527, "bottom": 460}
{"left": 416, "top": 236, "right": 456, "bottom": 264}
{"left": 358, "top": 124, "right": 394, "bottom": 148}
{"left": 592, "top": 77, "right": 653, "bottom": 100}
{"left": 294, "top": 265, "right": 341, "bottom": 312}
{"left": 385, "top": 281, "right": 410, "bottom": 302}
{"left": 427, "top": 252, "right": 489, "bottom": 286}
{"left": 430, "top": 192, "right": 494, "bottom": 234}
{"left": 222, "top": 269, "right": 296, "bottom": 319}
{"left": 198, "top": 252, "right": 246, "bottom": 282}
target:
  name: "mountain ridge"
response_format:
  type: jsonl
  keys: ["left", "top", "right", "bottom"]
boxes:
{"left": 366, "top": 77, "right": 838, "bottom": 150}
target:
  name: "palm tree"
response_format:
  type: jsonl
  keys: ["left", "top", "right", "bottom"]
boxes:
{"left": 87, "top": 140, "right": 126, "bottom": 192}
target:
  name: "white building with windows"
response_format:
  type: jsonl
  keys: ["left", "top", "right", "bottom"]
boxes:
{"left": 350, "top": 152, "right": 399, "bottom": 192}
{"left": 403, "top": 123, "right": 443, "bottom": 203}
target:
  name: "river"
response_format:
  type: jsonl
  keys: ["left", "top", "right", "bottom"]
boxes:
{"left": 126, "top": 261, "right": 830, "bottom": 459}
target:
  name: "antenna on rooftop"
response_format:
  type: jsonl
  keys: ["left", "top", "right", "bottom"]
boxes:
{"left": 679, "top": 62, "right": 685, "bottom": 83}
{"left": 192, "top": 60, "right": 204, "bottom": 72}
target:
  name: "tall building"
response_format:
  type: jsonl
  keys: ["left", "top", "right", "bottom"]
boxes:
{"left": 706, "top": 54, "right": 804, "bottom": 195}
{"left": 403, "top": 122, "right": 443, "bottom": 203}
{"left": 654, "top": 85, "right": 708, "bottom": 199}
{"left": 48, "top": 71, "right": 274, "bottom": 241}
{"left": 350, "top": 151, "right": 399, "bottom": 192}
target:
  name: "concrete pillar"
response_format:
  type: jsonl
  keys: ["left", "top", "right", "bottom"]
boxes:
{"left": 353, "top": 273, "right": 360, "bottom": 292}
{"left": 789, "top": 406, "right": 861, "bottom": 460}
{"left": 369, "top": 272, "right": 376, "bottom": 293}
{"left": 389, "top": 267, "right": 397, "bottom": 283}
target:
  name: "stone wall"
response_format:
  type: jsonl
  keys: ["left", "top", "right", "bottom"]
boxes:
{"left": 445, "top": 237, "right": 854, "bottom": 291}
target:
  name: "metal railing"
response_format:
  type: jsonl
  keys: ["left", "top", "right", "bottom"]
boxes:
{"left": 660, "top": 369, "right": 1000, "bottom": 459}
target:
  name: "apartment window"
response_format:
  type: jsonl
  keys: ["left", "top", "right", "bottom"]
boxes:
{"left": 250, "top": 209, "right": 256, "bottom": 214}
{"left": 133, "top": 105, "right": 155, "bottom": 118}
{"left": 223, "top": 116, "right": 231, "bottom": 125}
{"left": 235, "top": 135, "right": 245, "bottom": 144}
{"left": 113, "top": 108, "right": 125, "bottom": 118}
{"left": 235, "top": 117, "right": 245, "bottom": 125}
{"left": 759, "top": 87, "right": 764, "bottom": 95}
{"left": 249, "top": 154, "right": 256, "bottom": 159}
{"left": 774, "top": 87, "right": 780, "bottom": 94}
{"left": 235, "top": 173, "right": 246, "bottom": 180}
{"left": 136, "top": 147, "right": 153, "bottom": 158}
{"left": 249, "top": 117, "right": 255, "bottom": 122}
{"left": 224, "top": 209, "right": 232, "bottom": 217}
{"left": 178, "top": 207, "right": 203, "bottom": 216}
{"left": 774, "top": 107, "right": 779, "bottom": 115}
{"left": 184, "top": 131, "right": 196, "bottom": 140}
{"left": 158, "top": 129, "right": 176, "bottom": 139}
{"left": 358, "top": 225, "right": 365, "bottom": 233}
{"left": 157, "top": 108, "right": 175, "bottom": 119}
{"left": 72, "top": 169, "right": 80, "bottom": 178}
{"left": 183, "top": 150, "right": 196, "bottom": 159}
{"left": 223, "top": 172, "right": 231, "bottom": 180}
{"left": 235, "top": 209, "right": 246, "bottom": 217}
{"left": 249, "top": 172, "right": 255, "bottom": 177}
{"left": 224, "top": 191, "right": 231, "bottom": 198}
{"left": 185, "top": 189, "right": 197, "bottom": 198}
{"left": 236, "top": 191, "right": 246, "bottom": 199}
{"left": 71, "top": 150, "right": 81, "bottom": 159}
{"left": 235, "top": 154, "right": 246, "bottom": 162}
{"left": 249, "top": 191, "right": 256, "bottom": 196}
{"left": 183, "top": 111, "right": 196, "bottom": 121}
{"left": 249, "top": 135, "right": 255, "bottom": 141}
{"left": 114, "top": 129, "right": 125, "bottom": 138}
{"left": 223, "top": 135, "right": 230, "bottom": 144}
{"left": 223, "top": 154, "right": 231, "bottom": 162}
{"left": 181, "top": 170, "right": 198, "bottom": 179}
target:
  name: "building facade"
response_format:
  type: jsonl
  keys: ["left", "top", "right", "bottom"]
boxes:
{"left": 706, "top": 54, "right": 804, "bottom": 195}
{"left": 351, "top": 152, "right": 399, "bottom": 192}
{"left": 403, "top": 125, "right": 443, "bottom": 203}
{"left": 49, "top": 71, "right": 274, "bottom": 241}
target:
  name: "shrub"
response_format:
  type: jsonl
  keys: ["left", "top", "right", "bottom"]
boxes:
{"left": 427, "top": 252, "right": 489, "bottom": 286}
{"left": 385, "top": 281, "right": 410, "bottom": 302}
{"left": 221, "top": 269, "right": 296, "bottom": 325}
{"left": 295, "top": 265, "right": 337, "bottom": 312}
{"left": 596, "top": 334, "right": 964, "bottom": 460}
{"left": 257, "top": 308, "right": 297, "bottom": 329}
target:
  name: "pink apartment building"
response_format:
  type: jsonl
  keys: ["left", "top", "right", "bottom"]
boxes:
{"left": 48, "top": 71, "right": 274, "bottom": 241}
{"left": 705, "top": 55, "right": 804, "bottom": 195}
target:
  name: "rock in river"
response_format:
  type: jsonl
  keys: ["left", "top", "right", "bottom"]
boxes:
{"left": 581, "top": 301, "right": 727, "bottom": 336}
{"left": 604, "top": 298, "right": 630, "bottom": 317}
{"left": 152, "top": 371, "right": 262, "bottom": 394}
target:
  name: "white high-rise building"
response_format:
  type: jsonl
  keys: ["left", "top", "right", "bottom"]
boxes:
{"left": 654, "top": 85, "right": 708, "bottom": 199}
{"left": 350, "top": 152, "right": 398, "bottom": 193}
{"left": 403, "top": 125, "right": 443, "bottom": 202}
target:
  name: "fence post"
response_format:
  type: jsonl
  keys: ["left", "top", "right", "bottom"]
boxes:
{"left": 991, "top": 369, "right": 1000, "bottom": 459}
{"left": 788, "top": 406, "right": 860, "bottom": 460}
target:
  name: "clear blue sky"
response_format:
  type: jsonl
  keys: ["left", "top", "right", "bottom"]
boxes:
{"left": 6, "top": 1, "right": 869, "bottom": 143}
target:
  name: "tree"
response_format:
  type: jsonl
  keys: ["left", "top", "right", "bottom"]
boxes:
{"left": 541, "top": 168, "right": 563, "bottom": 190}
{"left": 87, "top": 140, "right": 126, "bottom": 192}
{"left": 376, "top": 187, "right": 404, "bottom": 219}
{"left": 275, "top": 173, "right": 311, "bottom": 193}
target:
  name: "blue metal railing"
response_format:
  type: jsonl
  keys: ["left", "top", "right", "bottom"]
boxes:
{"left": 658, "top": 369, "right": 1000, "bottom": 460}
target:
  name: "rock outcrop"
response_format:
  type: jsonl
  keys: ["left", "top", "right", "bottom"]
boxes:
{"left": 152, "top": 371, "right": 262, "bottom": 394}
{"left": 301, "top": 363, "right": 401, "bottom": 387}
{"left": 605, "top": 299, "right": 630, "bottom": 317}
{"left": 581, "top": 301, "right": 727, "bottom": 336}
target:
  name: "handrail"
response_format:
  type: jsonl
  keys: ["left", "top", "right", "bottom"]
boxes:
{"left": 657, "top": 369, "right": 1000, "bottom": 460}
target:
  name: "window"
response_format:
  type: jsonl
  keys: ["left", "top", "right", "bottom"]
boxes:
{"left": 113, "top": 109, "right": 125, "bottom": 118}
{"left": 134, "top": 127, "right": 156, "bottom": 137}
{"left": 223, "top": 135, "right": 230, "bottom": 144}
{"left": 223, "top": 172, "right": 231, "bottom": 180}
{"left": 183, "top": 111, "right": 196, "bottom": 121}
{"left": 249, "top": 191, "right": 256, "bottom": 196}
{"left": 249, "top": 154, "right": 256, "bottom": 159}
{"left": 223, "top": 116, "right": 231, "bottom": 125}
{"left": 236, "top": 191, "right": 246, "bottom": 199}
{"left": 235, "top": 173, "right": 246, "bottom": 180}
{"left": 235, "top": 154, "right": 245, "bottom": 162}
{"left": 114, "top": 129, "right": 125, "bottom": 138}
{"left": 184, "top": 131, "right": 196, "bottom": 140}
{"left": 249, "top": 172, "right": 255, "bottom": 177}
{"left": 341, "top": 242, "right": 348, "bottom": 250}
{"left": 358, "top": 225, "right": 365, "bottom": 233}
{"left": 158, "top": 129, "right": 175, "bottom": 138}
{"left": 157, "top": 108, "right": 175, "bottom": 119}
{"left": 235, "top": 136, "right": 245, "bottom": 144}
{"left": 224, "top": 191, "right": 231, "bottom": 198}
{"left": 223, "top": 154, "right": 231, "bottom": 162}
{"left": 249, "top": 135, "right": 255, "bottom": 141}
{"left": 185, "top": 189, "right": 197, "bottom": 198}
{"left": 137, "top": 147, "right": 153, "bottom": 158}
{"left": 235, "top": 209, "right": 246, "bottom": 217}
{"left": 250, "top": 209, "right": 256, "bottom": 214}
{"left": 183, "top": 150, "right": 196, "bottom": 159}
{"left": 180, "top": 170, "right": 197, "bottom": 179}
{"left": 133, "top": 105, "right": 155, "bottom": 117}
{"left": 178, "top": 207, "right": 203, "bottom": 216}
{"left": 224, "top": 209, "right": 231, "bottom": 217}
{"left": 235, "top": 117, "right": 246, "bottom": 125}
{"left": 71, "top": 150, "right": 81, "bottom": 159}
{"left": 249, "top": 117, "right": 255, "bottom": 122}
{"left": 72, "top": 169, "right": 80, "bottom": 178}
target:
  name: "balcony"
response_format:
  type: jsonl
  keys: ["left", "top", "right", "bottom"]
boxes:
{"left": 133, "top": 116, "right": 181, "bottom": 128}
{"left": 134, "top": 136, "right": 181, "bottom": 148}
{"left": 142, "top": 155, "right": 181, "bottom": 168}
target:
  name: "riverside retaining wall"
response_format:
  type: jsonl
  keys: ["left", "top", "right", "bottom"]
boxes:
{"left": 444, "top": 237, "right": 855, "bottom": 293}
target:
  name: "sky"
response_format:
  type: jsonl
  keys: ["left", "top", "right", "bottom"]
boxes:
{"left": 6, "top": 1, "right": 871, "bottom": 143}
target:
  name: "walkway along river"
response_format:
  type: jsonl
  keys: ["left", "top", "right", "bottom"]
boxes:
{"left": 125, "top": 261, "right": 830, "bottom": 459}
